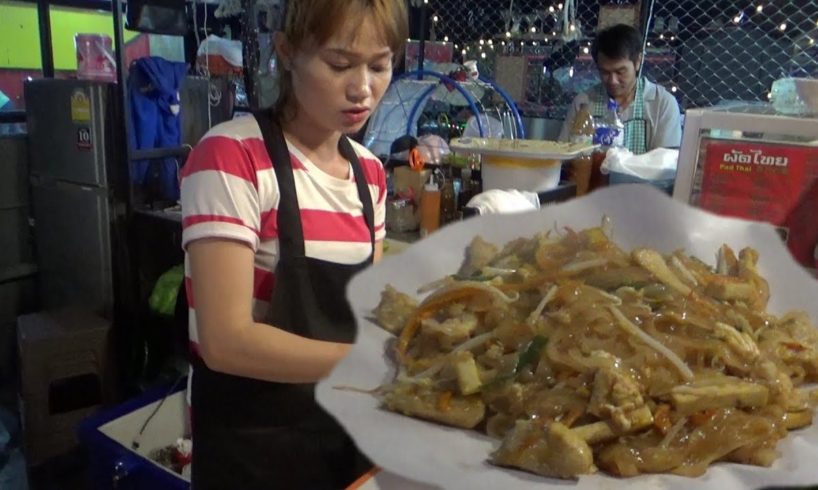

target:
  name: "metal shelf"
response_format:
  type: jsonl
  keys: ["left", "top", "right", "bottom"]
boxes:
{"left": 130, "top": 146, "right": 191, "bottom": 162}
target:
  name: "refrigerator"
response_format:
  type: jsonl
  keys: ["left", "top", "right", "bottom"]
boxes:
{"left": 25, "top": 79, "right": 129, "bottom": 318}
{"left": 674, "top": 104, "right": 818, "bottom": 272}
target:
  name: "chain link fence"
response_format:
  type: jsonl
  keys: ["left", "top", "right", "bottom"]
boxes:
{"left": 414, "top": 1, "right": 818, "bottom": 115}
{"left": 649, "top": 1, "right": 818, "bottom": 110}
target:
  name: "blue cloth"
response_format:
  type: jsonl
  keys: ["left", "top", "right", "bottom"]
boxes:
{"left": 0, "top": 408, "right": 28, "bottom": 490}
{"left": 129, "top": 57, "right": 188, "bottom": 201}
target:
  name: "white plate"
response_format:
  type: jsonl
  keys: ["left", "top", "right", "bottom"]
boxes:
{"left": 317, "top": 184, "right": 818, "bottom": 490}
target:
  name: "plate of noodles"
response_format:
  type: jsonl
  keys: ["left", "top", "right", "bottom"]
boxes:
{"left": 317, "top": 185, "right": 818, "bottom": 490}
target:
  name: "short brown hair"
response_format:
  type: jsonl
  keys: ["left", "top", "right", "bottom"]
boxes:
{"left": 591, "top": 24, "right": 643, "bottom": 64}
{"left": 274, "top": 0, "right": 409, "bottom": 121}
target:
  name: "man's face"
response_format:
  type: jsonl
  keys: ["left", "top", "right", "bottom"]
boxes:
{"left": 597, "top": 52, "right": 640, "bottom": 99}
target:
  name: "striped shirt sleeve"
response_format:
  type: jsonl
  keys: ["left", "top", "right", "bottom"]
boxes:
{"left": 354, "top": 146, "right": 388, "bottom": 243}
{"left": 181, "top": 135, "right": 262, "bottom": 251}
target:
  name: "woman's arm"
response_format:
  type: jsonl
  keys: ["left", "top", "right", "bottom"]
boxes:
{"left": 374, "top": 239, "right": 384, "bottom": 263}
{"left": 189, "top": 237, "right": 351, "bottom": 383}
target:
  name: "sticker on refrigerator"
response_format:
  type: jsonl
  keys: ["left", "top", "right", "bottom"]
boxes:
{"left": 70, "top": 90, "right": 91, "bottom": 122}
{"left": 77, "top": 127, "right": 92, "bottom": 150}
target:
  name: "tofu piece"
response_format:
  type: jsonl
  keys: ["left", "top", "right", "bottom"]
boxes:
{"left": 493, "top": 420, "right": 595, "bottom": 479}
{"left": 705, "top": 276, "right": 756, "bottom": 302}
{"left": 572, "top": 406, "right": 654, "bottom": 445}
{"left": 670, "top": 380, "right": 769, "bottom": 415}
{"left": 458, "top": 236, "right": 499, "bottom": 277}
{"left": 783, "top": 410, "right": 813, "bottom": 430}
{"left": 633, "top": 249, "right": 692, "bottom": 296}
{"left": 453, "top": 351, "right": 482, "bottom": 396}
{"left": 373, "top": 285, "right": 418, "bottom": 334}
{"left": 383, "top": 384, "right": 486, "bottom": 429}
{"left": 420, "top": 313, "right": 478, "bottom": 349}
{"left": 588, "top": 359, "right": 645, "bottom": 431}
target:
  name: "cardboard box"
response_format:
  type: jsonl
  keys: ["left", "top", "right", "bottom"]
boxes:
{"left": 17, "top": 309, "right": 114, "bottom": 465}
{"left": 393, "top": 166, "right": 431, "bottom": 226}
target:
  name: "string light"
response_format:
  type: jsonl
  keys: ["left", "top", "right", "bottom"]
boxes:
{"left": 479, "top": 39, "right": 485, "bottom": 45}
{"left": 647, "top": 41, "right": 651, "bottom": 46}
{"left": 501, "top": 41, "right": 506, "bottom": 46}
{"left": 756, "top": 4, "right": 763, "bottom": 13}
{"left": 444, "top": 35, "right": 449, "bottom": 42}
{"left": 660, "top": 34, "right": 665, "bottom": 39}
{"left": 530, "top": 27, "right": 537, "bottom": 33}
{"left": 558, "top": 3, "right": 563, "bottom": 9}
{"left": 733, "top": 13, "right": 742, "bottom": 24}
{"left": 461, "top": 49, "right": 466, "bottom": 55}
{"left": 810, "top": 38, "right": 816, "bottom": 46}
{"left": 671, "top": 86, "right": 678, "bottom": 93}
{"left": 583, "top": 47, "right": 589, "bottom": 54}
{"left": 488, "top": 40, "right": 493, "bottom": 45}
{"left": 432, "top": 15, "right": 439, "bottom": 23}
{"left": 779, "top": 22, "right": 788, "bottom": 31}
{"left": 505, "top": 31, "right": 512, "bottom": 38}
{"left": 548, "top": 6, "right": 555, "bottom": 13}
{"left": 454, "top": 43, "right": 458, "bottom": 48}
{"left": 481, "top": 52, "right": 486, "bottom": 59}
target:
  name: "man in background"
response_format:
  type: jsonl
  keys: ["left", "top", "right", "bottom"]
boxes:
{"left": 559, "top": 24, "right": 681, "bottom": 154}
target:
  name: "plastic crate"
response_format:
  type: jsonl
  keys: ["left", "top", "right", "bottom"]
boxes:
{"left": 78, "top": 381, "right": 189, "bottom": 490}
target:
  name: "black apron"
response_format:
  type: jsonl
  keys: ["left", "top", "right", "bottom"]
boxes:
{"left": 191, "top": 110, "right": 374, "bottom": 489}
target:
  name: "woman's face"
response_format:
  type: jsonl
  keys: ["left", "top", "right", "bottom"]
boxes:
{"left": 284, "top": 14, "right": 394, "bottom": 135}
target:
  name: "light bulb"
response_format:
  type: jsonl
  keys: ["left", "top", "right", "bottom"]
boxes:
{"left": 531, "top": 27, "right": 537, "bottom": 33}
{"left": 479, "top": 39, "right": 485, "bottom": 45}
{"left": 444, "top": 36, "right": 449, "bottom": 42}
{"left": 506, "top": 31, "right": 512, "bottom": 38}
{"left": 481, "top": 52, "right": 486, "bottom": 59}
{"left": 779, "top": 22, "right": 787, "bottom": 31}
{"left": 756, "top": 4, "right": 763, "bottom": 12}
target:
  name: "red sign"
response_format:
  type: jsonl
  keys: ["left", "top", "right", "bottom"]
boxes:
{"left": 698, "top": 139, "right": 818, "bottom": 268}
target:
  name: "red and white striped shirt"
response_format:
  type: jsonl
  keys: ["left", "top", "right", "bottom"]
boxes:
{"left": 180, "top": 115, "right": 387, "bottom": 358}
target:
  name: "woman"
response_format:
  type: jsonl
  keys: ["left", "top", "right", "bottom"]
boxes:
{"left": 180, "top": 1, "right": 408, "bottom": 488}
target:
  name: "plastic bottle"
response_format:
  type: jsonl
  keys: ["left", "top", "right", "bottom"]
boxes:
{"left": 568, "top": 103, "right": 595, "bottom": 196}
{"left": 590, "top": 99, "right": 625, "bottom": 191}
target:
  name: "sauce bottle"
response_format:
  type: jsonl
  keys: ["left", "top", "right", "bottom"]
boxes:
{"left": 419, "top": 175, "right": 441, "bottom": 238}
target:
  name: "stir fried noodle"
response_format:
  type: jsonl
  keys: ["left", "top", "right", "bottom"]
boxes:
{"left": 373, "top": 221, "right": 818, "bottom": 479}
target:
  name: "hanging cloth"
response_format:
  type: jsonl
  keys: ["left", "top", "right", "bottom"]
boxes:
{"left": 128, "top": 56, "right": 188, "bottom": 201}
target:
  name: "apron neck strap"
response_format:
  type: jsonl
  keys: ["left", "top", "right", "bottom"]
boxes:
{"left": 253, "top": 110, "right": 375, "bottom": 261}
